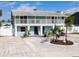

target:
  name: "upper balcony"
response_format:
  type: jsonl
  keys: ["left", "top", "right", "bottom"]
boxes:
{"left": 13, "top": 16, "right": 66, "bottom": 25}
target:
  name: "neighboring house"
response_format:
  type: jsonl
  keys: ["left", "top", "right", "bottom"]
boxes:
{"left": 11, "top": 10, "right": 79, "bottom": 36}
{"left": 0, "top": 23, "right": 12, "bottom": 36}
{"left": 66, "top": 12, "right": 79, "bottom": 33}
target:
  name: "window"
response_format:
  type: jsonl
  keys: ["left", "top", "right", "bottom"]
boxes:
{"left": 20, "top": 19, "right": 27, "bottom": 23}
{"left": 52, "top": 16, "right": 54, "bottom": 19}
{"left": 24, "top": 20, "right": 27, "bottom": 23}
{"left": 46, "top": 16, "right": 52, "bottom": 24}
{"left": 21, "top": 27, "right": 25, "bottom": 32}
{"left": 20, "top": 16, "right": 24, "bottom": 19}
{"left": 24, "top": 16, "right": 27, "bottom": 19}
{"left": 58, "top": 17, "right": 61, "bottom": 19}
{"left": 31, "top": 20, "right": 35, "bottom": 23}
{"left": 52, "top": 19, "right": 54, "bottom": 23}
{"left": 28, "top": 16, "right": 35, "bottom": 19}
{"left": 17, "top": 26, "right": 26, "bottom": 32}
{"left": 55, "top": 16, "right": 57, "bottom": 19}
{"left": 36, "top": 16, "right": 46, "bottom": 19}
{"left": 47, "top": 16, "right": 51, "bottom": 19}
{"left": 44, "top": 26, "right": 52, "bottom": 32}
{"left": 17, "top": 26, "right": 20, "bottom": 32}
{"left": 16, "top": 19, "right": 20, "bottom": 23}
{"left": 61, "top": 17, "right": 64, "bottom": 19}
{"left": 20, "top": 20, "right": 24, "bottom": 23}
{"left": 47, "top": 19, "right": 52, "bottom": 24}
{"left": 36, "top": 20, "right": 40, "bottom": 23}
{"left": 16, "top": 16, "right": 19, "bottom": 19}
{"left": 28, "top": 19, "right": 35, "bottom": 24}
{"left": 40, "top": 19, "right": 46, "bottom": 24}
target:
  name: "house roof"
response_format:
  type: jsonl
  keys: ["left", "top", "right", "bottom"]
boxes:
{"left": 11, "top": 10, "right": 71, "bottom": 16}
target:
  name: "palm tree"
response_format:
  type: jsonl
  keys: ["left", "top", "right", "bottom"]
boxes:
{"left": 52, "top": 26, "right": 60, "bottom": 40}
{"left": 64, "top": 16, "right": 74, "bottom": 42}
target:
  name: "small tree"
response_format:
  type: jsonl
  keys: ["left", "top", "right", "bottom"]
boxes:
{"left": 1, "top": 20, "right": 5, "bottom": 23}
{"left": 23, "top": 31, "right": 27, "bottom": 37}
{"left": 0, "top": 10, "right": 2, "bottom": 27}
{"left": 51, "top": 26, "right": 60, "bottom": 40}
{"left": 65, "top": 16, "right": 74, "bottom": 42}
{"left": 0, "top": 10, "right": 2, "bottom": 16}
{"left": 0, "top": 21, "right": 2, "bottom": 28}
{"left": 27, "top": 30, "right": 30, "bottom": 36}
{"left": 55, "top": 26, "right": 60, "bottom": 40}
{"left": 0, "top": 9, "right": 2, "bottom": 26}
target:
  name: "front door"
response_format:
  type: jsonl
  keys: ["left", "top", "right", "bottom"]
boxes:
{"left": 34, "top": 26, "right": 38, "bottom": 35}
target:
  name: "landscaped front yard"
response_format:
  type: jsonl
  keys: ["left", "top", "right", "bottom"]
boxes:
{"left": 23, "top": 34, "right": 79, "bottom": 57}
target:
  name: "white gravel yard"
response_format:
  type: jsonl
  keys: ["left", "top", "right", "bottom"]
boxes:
{"left": 0, "top": 34, "right": 79, "bottom": 57}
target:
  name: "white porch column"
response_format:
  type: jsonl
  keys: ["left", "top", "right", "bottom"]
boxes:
{"left": 52, "top": 24, "right": 54, "bottom": 29}
{"left": 40, "top": 26, "right": 43, "bottom": 36}
{"left": 28, "top": 26, "right": 30, "bottom": 30}
{"left": 15, "top": 25, "right": 17, "bottom": 36}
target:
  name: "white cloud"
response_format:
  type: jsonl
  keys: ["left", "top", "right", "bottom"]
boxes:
{"left": 14, "top": 4, "right": 37, "bottom": 11}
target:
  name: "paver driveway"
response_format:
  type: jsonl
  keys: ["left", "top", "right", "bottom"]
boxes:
{"left": 0, "top": 34, "right": 79, "bottom": 57}
{"left": 0, "top": 36, "right": 40, "bottom": 57}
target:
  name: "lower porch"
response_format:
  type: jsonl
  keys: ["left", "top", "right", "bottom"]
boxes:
{"left": 15, "top": 26, "right": 53, "bottom": 36}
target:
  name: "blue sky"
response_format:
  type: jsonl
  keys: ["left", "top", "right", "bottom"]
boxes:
{"left": 0, "top": 1, "right": 79, "bottom": 20}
